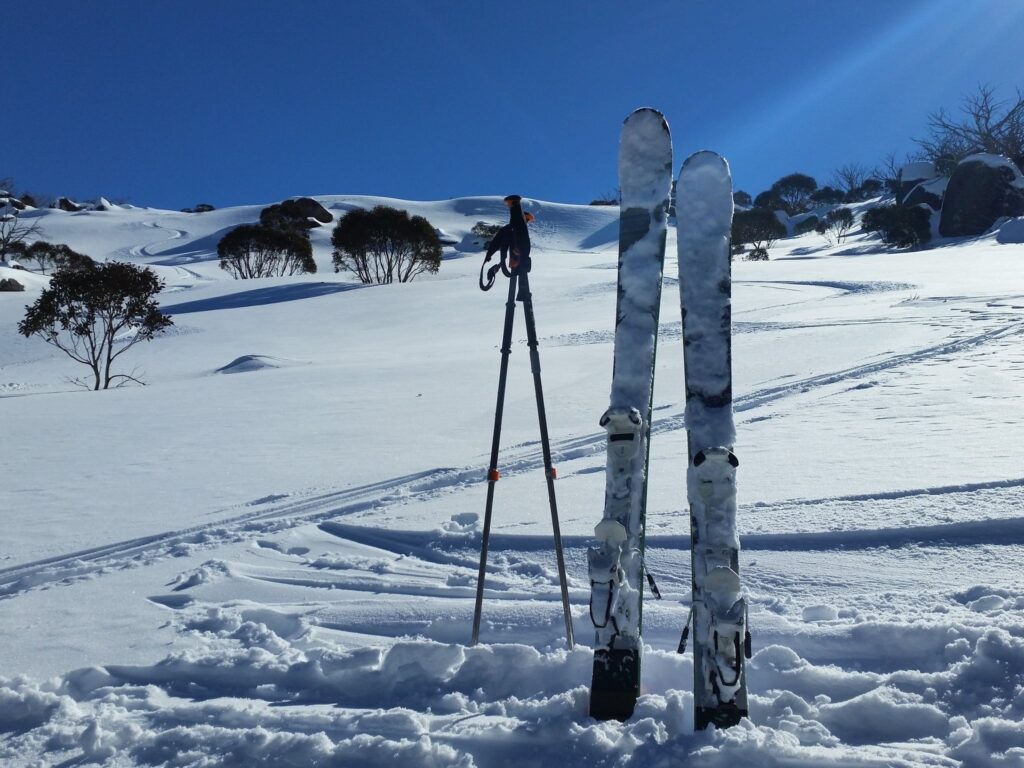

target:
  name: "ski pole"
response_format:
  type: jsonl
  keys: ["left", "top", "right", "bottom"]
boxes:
{"left": 471, "top": 271, "right": 519, "bottom": 645}
{"left": 519, "top": 271, "right": 575, "bottom": 650}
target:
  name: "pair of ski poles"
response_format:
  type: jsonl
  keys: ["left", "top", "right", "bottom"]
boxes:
{"left": 471, "top": 200, "right": 575, "bottom": 649}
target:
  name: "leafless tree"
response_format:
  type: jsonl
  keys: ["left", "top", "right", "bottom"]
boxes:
{"left": 829, "top": 163, "right": 871, "bottom": 195}
{"left": 0, "top": 209, "right": 43, "bottom": 263}
{"left": 915, "top": 84, "right": 1024, "bottom": 174}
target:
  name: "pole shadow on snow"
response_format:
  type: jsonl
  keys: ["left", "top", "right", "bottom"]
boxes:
{"left": 164, "top": 282, "right": 367, "bottom": 315}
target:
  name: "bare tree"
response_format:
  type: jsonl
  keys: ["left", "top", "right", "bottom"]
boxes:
{"left": 0, "top": 208, "right": 43, "bottom": 263}
{"left": 829, "top": 163, "right": 871, "bottom": 195}
{"left": 916, "top": 84, "right": 1024, "bottom": 174}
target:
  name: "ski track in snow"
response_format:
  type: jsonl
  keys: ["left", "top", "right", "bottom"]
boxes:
{"left": 124, "top": 220, "right": 187, "bottom": 259}
{"left": 3, "top": 314, "right": 1022, "bottom": 602}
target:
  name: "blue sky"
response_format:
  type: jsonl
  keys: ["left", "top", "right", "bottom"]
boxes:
{"left": 7, "top": 0, "right": 1024, "bottom": 209}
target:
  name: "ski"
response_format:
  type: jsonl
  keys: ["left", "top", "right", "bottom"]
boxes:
{"left": 588, "top": 107, "right": 672, "bottom": 721}
{"left": 676, "top": 151, "right": 751, "bottom": 730}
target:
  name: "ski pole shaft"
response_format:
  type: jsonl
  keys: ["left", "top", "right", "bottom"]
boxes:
{"left": 472, "top": 273, "right": 519, "bottom": 645}
{"left": 520, "top": 273, "right": 575, "bottom": 649}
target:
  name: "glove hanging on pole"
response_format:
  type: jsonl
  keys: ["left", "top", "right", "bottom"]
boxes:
{"left": 478, "top": 198, "right": 534, "bottom": 291}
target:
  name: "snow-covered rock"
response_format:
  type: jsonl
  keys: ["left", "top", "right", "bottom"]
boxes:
{"left": 939, "top": 153, "right": 1024, "bottom": 237}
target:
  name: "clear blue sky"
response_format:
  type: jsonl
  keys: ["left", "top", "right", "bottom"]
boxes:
{"left": 6, "top": 0, "right": 1024, "bottom": 210}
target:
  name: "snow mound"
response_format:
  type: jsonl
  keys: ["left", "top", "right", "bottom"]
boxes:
{"left": 996, "top": 217, "right": 1024, "bottom": 244}
{"left": 214, "top": 355, "right": 286, "bottom": 374}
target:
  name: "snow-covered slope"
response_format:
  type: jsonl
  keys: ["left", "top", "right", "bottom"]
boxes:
{"left": 1, "top": 195, "right": 1023, "bottom": 766}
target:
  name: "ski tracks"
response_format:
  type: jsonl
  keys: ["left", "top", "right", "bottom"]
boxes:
{"left": 5, "top": 317, "right": 1022, "bottom": 601}
{"left": 128, "top": 220, "right": 187, "bottom": 259}
{"left": 0, "top": 467, "right": 479, "bottom": 601}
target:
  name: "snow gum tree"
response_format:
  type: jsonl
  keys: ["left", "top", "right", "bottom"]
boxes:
{"left": 815, "top": 208, "right": 856, "bottom": 244}
{"left": 732, "top": 208, "right": 786, "bottom": 260}
{"left": 217, "top": 224, "right": 316, "bottom": 279}
{"left": 769, "top": 173, "right": 818, "bottom": 215}
{"left": 331, "top": 206, "right": 442, "bottom": 284}
{"left": 18, "top": 261, "right": 172, "bottom": 390}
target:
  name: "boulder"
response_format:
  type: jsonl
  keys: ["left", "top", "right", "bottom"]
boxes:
{"left": 55, "top": 197, "right": 85, "bottom": 212}
{"left": 289, "top": 197, "right": 333, "bottom": 224}
{"left": 939, "top": 154, "right": 1024, "bottom": 237}
{"left": 897, "top": 161, "right": 937, "bottom": 204}
{"left": 903, "top": 177, "right": 948, "bottom": 211}
{"left": 0, "top": 278, "right": 25, "bottom": 292}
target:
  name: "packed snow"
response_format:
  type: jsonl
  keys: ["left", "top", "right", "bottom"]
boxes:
{"left": 1, "top": 189, "right": 1023, "bottom": 767}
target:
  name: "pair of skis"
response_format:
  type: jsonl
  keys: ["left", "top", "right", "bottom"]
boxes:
{"left": 588, "top": 108, "right": 750, "bottom": 729}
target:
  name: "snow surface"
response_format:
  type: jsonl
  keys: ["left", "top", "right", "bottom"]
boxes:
{"left": 1, "top": 192, "right": 1024, "bottom": 766}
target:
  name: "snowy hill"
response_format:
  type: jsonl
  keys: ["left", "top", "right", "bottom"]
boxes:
{"left": 1, "top": 195, "right": 1024, "bottom": 766}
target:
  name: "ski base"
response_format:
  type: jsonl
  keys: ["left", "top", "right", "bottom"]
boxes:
{"left": 589, "top": 648, "right": 640, "bottom": 720}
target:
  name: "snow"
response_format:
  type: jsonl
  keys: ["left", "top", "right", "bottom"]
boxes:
{"left": 900, "top": 161, "right": 938, "bottom": 182}
{"left": 1, "top": 185, "right": 1024, "bottom": 766}
{"left": 996, "top": 217, "right": 1024, "bottom": 244}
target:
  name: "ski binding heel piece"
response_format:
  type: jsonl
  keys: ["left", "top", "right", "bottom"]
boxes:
{"left": 588, "top": 519, "right": 628, "bottom": 630}
{"left": 705, "top": 566, "right": 747, "bottom": 701}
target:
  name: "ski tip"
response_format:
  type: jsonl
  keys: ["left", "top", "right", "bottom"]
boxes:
{"left": 679, "top": 150, "right": 730, "bottom": 181}
{"left": 624, "top": 107, "right": 669, "bottom": 133}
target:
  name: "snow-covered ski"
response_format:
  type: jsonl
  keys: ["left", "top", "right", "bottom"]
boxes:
{"left": 588, "top": 108, "right": 672, "bottom": 721}
{"left": 676, "top": 150, "right": 751, "bottom": 730}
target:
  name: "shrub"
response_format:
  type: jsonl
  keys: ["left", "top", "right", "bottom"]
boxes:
{"left": 746, "top": 248, "right": 770, "bottom": 261}
{"left": 733, "top": 190, "right": 753, "bottom": 208}
{"left": 331, "top": 206, "right": 442, "bottom": 284}
{"left": 815, "top": 208, "right": 855, "bottom": 244}
{"left": 794, "top": 216, "right": 819, "bottom": 235}
{"left": 471, "top": 221, "right": 503, "bottom": 250}
{"left": 811, "top": 186, "right": 846, "bottom": 205}
{"left": 18, "top": 261, "right": 172, "bottom": 389}
{"left": 846, "top": 178, "right": 884, "bottom": 202}
{"left": 733, "top": 208, "right": 786, "bottom": 256}
{"left": 217, "top": 224, "right": 316, "bottom": 279}
{"left": 12, "top": 241, "right": 91, "bottom": 274}
{"left": 861, "top": 205, "right": 932, "bottom": 248}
